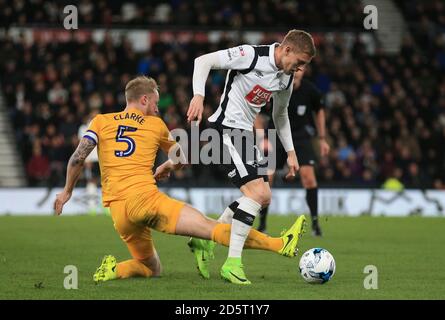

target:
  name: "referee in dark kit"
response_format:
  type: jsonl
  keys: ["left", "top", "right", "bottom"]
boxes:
{"left": 258, "top": 69, "right": 330, "bottom": 236}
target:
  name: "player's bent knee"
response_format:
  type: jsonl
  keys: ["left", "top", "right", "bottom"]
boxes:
{"left": 241, "top": 179, "right": 272, "bottom": 207}
{"left": 139, "top": 255, "right": 162, "bottom": 277}
{"left": 248, "top": 187, "right": 271, "bottom": 207}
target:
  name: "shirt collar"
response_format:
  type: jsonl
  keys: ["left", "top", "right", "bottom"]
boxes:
{"left": 124, "top": 107, "right": 145, "bottom": 116}
{"left": 269, "top": 42, "right": 280, "bottom": 70}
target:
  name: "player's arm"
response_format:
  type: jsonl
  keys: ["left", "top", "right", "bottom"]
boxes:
{"left": 187, "top": 52, "right": 220, "bottom": 125}
{"left": 154, "top": 123, "right": 188, "bottom": 181}
{"left": 154, "top": 143, "right": 187, "bottom": 181}
{"left": 272, "top": 85, "right": 300, "bottom": 180}
{"left": 187, "top": 45, "right": 255, "bottom": 124}
{"left": 312, "top": 89, "right": 330, "bottom": 157}
{"left": 54, "top": 137, "right": 96, "bottom": 215}
{"left": 315, "top": 109, "right": 330, "bottom": 157}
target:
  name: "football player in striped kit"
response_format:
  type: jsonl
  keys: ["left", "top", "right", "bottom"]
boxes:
{"left": 187, "top": 30, "right": 316, "bottom": 284}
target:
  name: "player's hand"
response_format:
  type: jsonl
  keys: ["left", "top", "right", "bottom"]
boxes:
{"left": 54, "top": 190, "right": 72, "bottom": 216}
{"left": 154, "top": 162, "right": 173, "bottom": 181}
{"left": 187, "top": 95, "right": 204, "bottom": 125}
{"left": 319, "top": 138, "right": 330, "bottom": 157}
{"left": 285, "top": 151, "right": 300, "bottom": 181}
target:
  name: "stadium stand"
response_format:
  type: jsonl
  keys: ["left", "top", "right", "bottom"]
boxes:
{"left": 0, "top": 1, "right": 444, "bottom": 189}
{"left": 0, "top": 0, "right": 364, "bottom": 29}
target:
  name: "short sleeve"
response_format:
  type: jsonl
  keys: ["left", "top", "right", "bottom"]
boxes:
{"left": 83, "top": 115, "right": 101, "bottom": 145}
{"left": 217, "top": 45, "right": 256, "bottom": 70}
{"left": 159, "top": 120, "right": 177, "bottom": 154}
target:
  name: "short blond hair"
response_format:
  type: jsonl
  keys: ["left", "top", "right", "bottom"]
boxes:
{"left": 125, "top": 76, "right": 158, "bottom": 102}
{"left": 282, "top": 29, "right": 316, "bottom": 57}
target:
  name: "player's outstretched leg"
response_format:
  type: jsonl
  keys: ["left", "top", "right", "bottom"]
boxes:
{"left": 211, "top": 215, "right": 307, "bottom": 257}
{"left": 278, "top": 215, "right": 307, "bottom": 257}
{"left": 93, "top": 255, "right": 158, "bottom": 283}
{"left": 176, "top": 205, "right": 307, "bottom": 284}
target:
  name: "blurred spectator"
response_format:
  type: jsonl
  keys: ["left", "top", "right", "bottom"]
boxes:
{"left": 26, "top": 141, "right": 50, "bottom": 186}
{"left": 404, "top": 162, "right": 429, "bottom": 188}
{"left": 325, "top": 83, "right": 346, "bottom": 108}
{"left": 337, "top": 136, "right": 354, "bottom": 161}
{"left": 0, "top": 0, "right": 365, "bottom": 29}
{"left": 0, "top": 2, "right": 444, "bottom": 189}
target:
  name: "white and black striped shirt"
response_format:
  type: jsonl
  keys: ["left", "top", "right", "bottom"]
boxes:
{"left": 193, "top": 43, "right": 295, "bottom": 151}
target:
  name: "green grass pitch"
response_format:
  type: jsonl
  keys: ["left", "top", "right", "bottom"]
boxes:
{"left": 1, "top": 214, "right": 444, "bottom": 300}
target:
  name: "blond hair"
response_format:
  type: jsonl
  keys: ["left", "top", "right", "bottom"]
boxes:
{"left": 282, "top": 29, "right": 316, "bottom": 57}
{"left": 125, "top": 76, "right": 158, "bottom": 102}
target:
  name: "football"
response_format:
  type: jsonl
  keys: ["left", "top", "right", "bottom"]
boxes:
{"left": 299, "top": 248, "right": 336, "bottom": 284}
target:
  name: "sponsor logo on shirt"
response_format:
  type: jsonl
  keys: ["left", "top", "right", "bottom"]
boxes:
{"left": 228, "top": 169, "right": 237, "bottom": 178}
{"left": 278, "top": 81, "right": 287, "bottom": 90}
{"left": 228, "top": 46, "right": 245, "bottom": 61}
{"left": 245, "top": 85, "right": 272, "bottom": 106}
{"left": 247, "top": 160, "right": 261, "bottom": 168}
{"left": 255, "top": 70, "right": 264, "bottom": 78}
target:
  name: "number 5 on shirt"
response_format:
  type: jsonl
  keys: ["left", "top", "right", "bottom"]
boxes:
{"left": 115, "top": 125, "right": 137, "bottom": 157}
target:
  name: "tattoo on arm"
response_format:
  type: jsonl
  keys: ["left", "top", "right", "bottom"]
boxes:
{"left": 69, "top": 138, "right": 96, "bottom": 167}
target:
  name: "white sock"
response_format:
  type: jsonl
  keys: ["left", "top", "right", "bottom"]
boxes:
{"left": 228, "top": 197, "right": 262, "bottom": 258}
{"left": 218, "top": 197, "right": 243, "bottom": 223}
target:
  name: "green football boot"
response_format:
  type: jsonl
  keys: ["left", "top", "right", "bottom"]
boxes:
{"left": 188, "top": 238, "right": 215, "bottom": 279}
{"left": 278, "top": 215, "right": 307, "bottom": 257}
{"left": 220, "top": 257, "right": 251, "bottom": 285}
{"left": 93, "top": 255, "right": 117, "bottom": 283}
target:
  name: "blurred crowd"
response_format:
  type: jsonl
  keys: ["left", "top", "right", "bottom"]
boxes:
{"left": 0, "top": 1, "right": 444, "bottom": 189}
{"left": 0, "top": 0, "right": 364, "bottom": 29}
{"left": 310, "top": 33, "right": 445, "bottom": 190}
